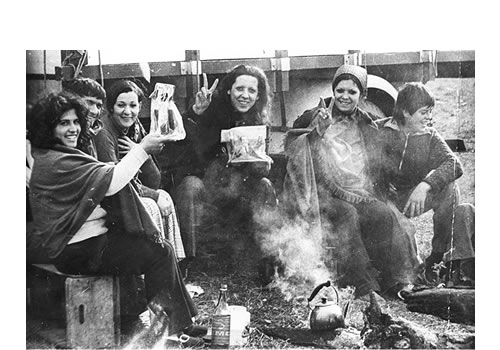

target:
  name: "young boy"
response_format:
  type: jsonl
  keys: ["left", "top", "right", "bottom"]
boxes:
{"left": 377, "top": 82, "right": 475, "bottom": 286}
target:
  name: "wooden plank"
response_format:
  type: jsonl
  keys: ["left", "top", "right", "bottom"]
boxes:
{"left": 437, "top": 50, "right": 475, "bottom": 62}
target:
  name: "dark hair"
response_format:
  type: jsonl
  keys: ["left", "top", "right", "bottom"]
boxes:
{"left": 106, "top": 79, "right": 146, "bottom": 113}
{"left": 217, "top": 64, "right": 273, "bottom": 124}
{"left": 27, "top": 91, "right": 91, "bottom": 152}
{"left": 393, "top": 83, "right": 435, "bottom": 124}
{"left": 63, "top": 77, "right": 106, "bottom": 101}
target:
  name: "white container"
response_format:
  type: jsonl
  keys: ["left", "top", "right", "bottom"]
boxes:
{"left": 228, "top": 305, "right": 250, "bottom": 346}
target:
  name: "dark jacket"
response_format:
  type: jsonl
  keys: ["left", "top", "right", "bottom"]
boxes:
{"left": 178, "top": 97, "right": 268, "bottom": 178}
{"left": 376, "top": 117, "right": 463, "bottom": 198}
{"left": 94, "top": 116, "right": 161, "bottom": 201}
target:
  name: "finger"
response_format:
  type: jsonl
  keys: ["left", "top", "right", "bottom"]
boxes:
{"left": 203, "top": 73, "right": 208, "bottom": 88}
{"left": 403, "top": 201, "right": 410, "bottom": 215}
{"left": 201, "top": 86, "right": 208, "bottom": 97}
{"left": 327, "top": 98, "right": 335, "bottom": 114}
{"left": 209, "top": 78, "right": 219, "bottom": 93}
{"left": 409, "top": 203, "right": 416, "bottom": 218}
{"left": 319, "top": 97, "right": 327, "bottom": 109}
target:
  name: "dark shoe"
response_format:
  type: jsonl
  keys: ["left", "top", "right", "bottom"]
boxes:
{"left": 382, "top": 283, "right": 414, "bottom": 300}
{"left": 180, "top": 334, "right": 205, "bottom": 348}
{"left": 183, "top": 324, "right": 208, "bottom": 338}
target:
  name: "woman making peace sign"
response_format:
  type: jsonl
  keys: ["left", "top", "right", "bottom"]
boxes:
{"left": 173, "top": 65, "right": 278, "bottom": 275}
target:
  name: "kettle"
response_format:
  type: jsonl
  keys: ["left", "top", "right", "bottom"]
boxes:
{"left": 307, "top": 280, "right": 348, "bottom": 332}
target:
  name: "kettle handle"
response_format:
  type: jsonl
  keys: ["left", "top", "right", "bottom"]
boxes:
{"left": 307, "top": 280, "right": 339, "bottom": 304}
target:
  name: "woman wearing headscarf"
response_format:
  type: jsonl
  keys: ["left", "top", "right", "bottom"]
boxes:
{"left": 283, "top": 65, "right": 420, "bottom": 298}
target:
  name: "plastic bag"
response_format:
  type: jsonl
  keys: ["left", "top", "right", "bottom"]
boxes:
{"left": 220, "top": 125, "right": 273, "bottom": 164}
{"left": 149, "top": 83, "right": 186, "bottom": 141}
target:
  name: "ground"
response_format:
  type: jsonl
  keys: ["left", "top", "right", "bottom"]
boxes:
{"left": 26, "top": 77, "right": 475, "bottom": 349}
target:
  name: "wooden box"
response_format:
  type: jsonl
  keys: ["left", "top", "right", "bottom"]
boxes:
{"left": 65, "top": 276, "right": 120, "bottom": 349}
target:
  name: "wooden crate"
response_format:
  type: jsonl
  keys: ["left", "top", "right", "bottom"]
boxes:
{"left": 65, "top": 275, "right": 120, "bottom": 349}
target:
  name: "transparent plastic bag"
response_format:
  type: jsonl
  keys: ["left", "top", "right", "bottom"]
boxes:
{"left": 220, "top": 125, "right": 272, "bottom": 164}
{"left": 149, "top": 83, "right": 186, "bottom": 141}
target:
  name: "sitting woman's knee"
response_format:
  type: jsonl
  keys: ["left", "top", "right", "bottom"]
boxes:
{"left": 175, "top": 176, "right": 205, "bottom": 199}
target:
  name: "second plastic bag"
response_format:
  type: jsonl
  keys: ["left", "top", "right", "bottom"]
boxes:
{"left": 149, "top": 83, "right": 186, "bottom": 141}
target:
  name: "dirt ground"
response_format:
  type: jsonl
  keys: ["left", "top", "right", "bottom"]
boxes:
{"left": 26, "top": 77, "right": 475, "bottom": 349}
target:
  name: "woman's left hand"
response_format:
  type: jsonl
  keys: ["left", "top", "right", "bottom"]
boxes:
{"left": 156, "top": 189, "right": 174, "bottom": 217}
{"left": 118, "top": 136, "right": 137, "bottom": 156}
{"left": 403, "top": 182, "right": 431, "bottom": 217}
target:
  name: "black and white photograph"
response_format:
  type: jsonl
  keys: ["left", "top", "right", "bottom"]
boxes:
{"left": 13, "top": 1, "right": 497, "bottom": 348}
{"left": 25, "top": 47, "right": 476, "bottom": 349}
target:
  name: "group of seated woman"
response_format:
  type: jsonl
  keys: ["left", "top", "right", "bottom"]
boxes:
{"left": 26, "top": 63, "right": 474, "bottom": 343}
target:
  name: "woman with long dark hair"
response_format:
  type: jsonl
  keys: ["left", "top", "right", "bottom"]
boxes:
{"left": 173, "top": 65, "right": 278, "bottom": 276}
{"left": 27, "top": 91, "right": 205, "bottom": 344}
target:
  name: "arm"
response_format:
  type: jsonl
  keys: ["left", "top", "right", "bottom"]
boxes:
{"left": 422, "top": 130, "right": 463, "bottom": 193}
{"left": 106, "top": 134, "right": 168, "bottom": 195}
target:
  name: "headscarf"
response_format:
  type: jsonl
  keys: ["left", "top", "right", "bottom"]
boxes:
{"left": 332, "top": 64, "right": 368, "bottom": 96}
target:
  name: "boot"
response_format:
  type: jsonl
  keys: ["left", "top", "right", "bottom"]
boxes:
{"left": 424, "top": 252, "right": 444, "bottom": 283}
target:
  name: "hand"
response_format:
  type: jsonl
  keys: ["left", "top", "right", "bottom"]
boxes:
{"left": 315, "top": 97, "right": 333, "bottom": 136}
{"left": 118, "top": 136, "right": 137, "bottom": 157}
{"left": 192, "top": 73, "right": 219, "bottom": 115}
{"left": 403, "top": 182, "right": 431, "bottom": 218}
{"left": 156, "top": 189, "right": 174, "bottom": 217}
{"left": 139, "top": 134, "right": 169, "bottom": 154}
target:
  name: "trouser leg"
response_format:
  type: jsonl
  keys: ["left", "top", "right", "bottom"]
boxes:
{"left": 174, "top": 176, "right": 205, "bottom": 258}
{"left": 430, "top": 182, "right": 461, "bottom": 255}
{"left": 321, "top": 197, "right": 380, "bottom": 296}
{"left": 54, "top": 233, "right": 197, "bottom": 335}
{"left": 357, "top": 200, "right": 419, "bottom": 290}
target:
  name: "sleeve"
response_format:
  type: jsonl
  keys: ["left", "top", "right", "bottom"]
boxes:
{"left": 422, "top": 130, "right": 464, "bottom": 193}
{"left": 94, "top": 129, "right": 119, "bottom": 163}
{"left": 106, "top": 145, "right": 149, "bottom": 195}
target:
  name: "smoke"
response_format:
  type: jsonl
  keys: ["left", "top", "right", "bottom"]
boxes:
{"left": 252, "top": 204, "right": 339, "bottom": 301}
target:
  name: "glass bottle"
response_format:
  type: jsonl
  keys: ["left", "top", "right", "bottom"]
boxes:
{"left": 211, "top": 284, "right": 231, "bottom": 348}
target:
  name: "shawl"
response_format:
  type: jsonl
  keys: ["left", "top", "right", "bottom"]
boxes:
{"left": 29, "top": 144, "right": 160, "bottom": 259}
{"left": 29, "top": 145, "right": 113, "bottom": 258}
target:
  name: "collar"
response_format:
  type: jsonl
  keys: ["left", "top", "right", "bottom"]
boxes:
{"left": 382, "top": 117, "right": 432, "bottom": 135}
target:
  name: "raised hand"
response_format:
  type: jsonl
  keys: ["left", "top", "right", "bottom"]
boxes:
{"left": 192, "top": 73, "right": 219, "bottom": 115}
{"left": 118, "top": 136, "right": 137, "bottom": 157}
{"left": 139, "top": 133, "right": 169, "bottom": 154}
{"left": 316, "top": 97, "right": 334, "bottom": 136}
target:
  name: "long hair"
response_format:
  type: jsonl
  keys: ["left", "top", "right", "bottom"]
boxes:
{"left": 393, "top": 82, "right": 435, "bottom": 125}
{"left": 217, "top": 64, "right": 273, "bottom": 124}
{"left": 27, "top": 91, "right": 92, "bottom": 153}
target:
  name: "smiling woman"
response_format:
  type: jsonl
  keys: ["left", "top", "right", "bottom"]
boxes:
{"left": 53, "top": 110, "right": 82, "bottom": 148}
{"left": 172, "top": 65, "right": 278, "bottom": 279}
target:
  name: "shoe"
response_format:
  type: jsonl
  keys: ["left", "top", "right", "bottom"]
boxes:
{"left": 183, "top": 324, "right": 208, "bottom": 338}
{"left": 166, "top": 334, "right": 205, "bottom": 349}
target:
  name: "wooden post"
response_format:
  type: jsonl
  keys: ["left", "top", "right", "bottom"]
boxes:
{"left": 273, "top": 50, "right": 289, "bottom": 130}
{"left": 183, "top": 50, "right": 201, "bottom": 111}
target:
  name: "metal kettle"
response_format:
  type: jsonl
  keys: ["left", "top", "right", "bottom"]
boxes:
{"left": 307, "top": 280, "right": 348, "bottom": 332}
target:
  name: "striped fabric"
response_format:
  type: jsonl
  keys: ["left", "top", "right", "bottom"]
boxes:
{"left": 140, "top": 197, "right": 186, "bottom": 260}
